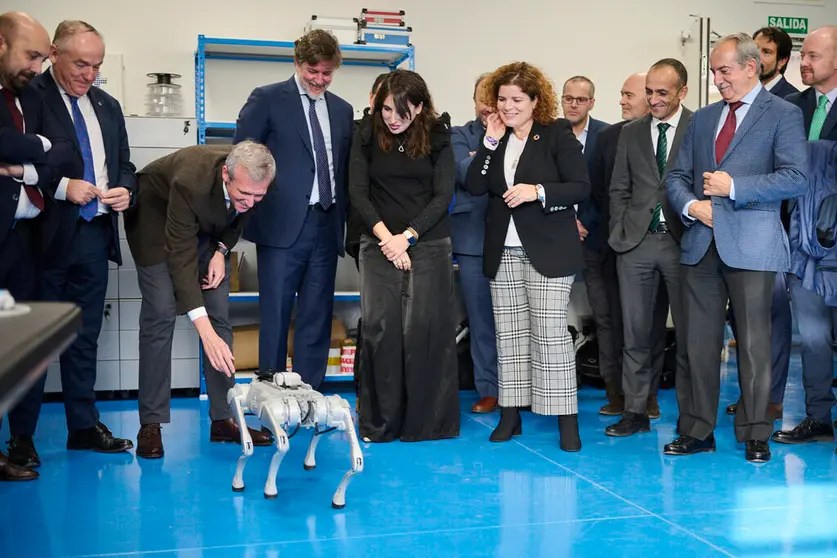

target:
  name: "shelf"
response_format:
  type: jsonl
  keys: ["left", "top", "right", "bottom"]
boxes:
{"left": 230, "top": 291, "right": 361, "bottom": 302}
{"left": 233, "top": 370, "right": 355, "bottom": 383}
{"left": 198, "top": 36, "right": 413, "bottom": 68}
{"left": 204, "top": 121, "right": 236, "bottom": 138}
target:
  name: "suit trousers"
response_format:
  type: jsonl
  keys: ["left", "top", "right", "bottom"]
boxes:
{"left": 256, "top": 206, "right": 339, "bottom": 389}
{"left": 357, "top": 235, "right": 460, "bottom": 442}
{"left": 136, "top": 258, "right": 234, "bottom": 423}
{"left": 455, "top": 253, "right": 498, "bottom": 399}
{"left": 582, "top": 246, "right": 623, "bottom": 392}
{"left": 789, "top": 274, "right": 837, "bottom": 424}
{"left": 682, "top": 241, "right": 775, "bottom": 442}
{"left": 728, "top": 272, "right": 792, "bottom": 404}
{"left": 617, "top": 232, "right": 688, "bottom": 415}
{"left": 490, "top": 247, "right": 577, "bottom": 416}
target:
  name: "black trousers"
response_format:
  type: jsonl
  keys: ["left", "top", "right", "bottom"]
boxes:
{"left": 357, "top": 235, "right": 460, "bottom": 442}
{"left": 681, "top": 242, "right": 774, "bottom": 443}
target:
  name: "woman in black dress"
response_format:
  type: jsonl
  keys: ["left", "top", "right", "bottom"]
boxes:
{"left": 349, "top": 70, "right": 459, "bottom": 443}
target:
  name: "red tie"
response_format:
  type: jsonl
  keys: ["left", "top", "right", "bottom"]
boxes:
{"left": 2, "top": 88, "right": 45, "bottom": 211}
{"left": 715, "top": 100, "right": 744, "bottom": 164}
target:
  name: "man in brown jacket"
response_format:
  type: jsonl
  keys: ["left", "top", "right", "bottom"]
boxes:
{"left": 125, "top": 141, "right": 276, "bottom": 458}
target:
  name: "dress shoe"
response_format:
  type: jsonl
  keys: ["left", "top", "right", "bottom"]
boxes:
{"left": 771, "top": 418, "right": 834, "bottom": 444}
{"left": 471, "top": 396, "right": 498, "bottom": 414}
{"left": 646, "top": 395, "right": 661, "bottom": 420}
{"left": 745, "top": 440, "right": 771, "bottom": 463}
{"left": 558, "top": 414, "right": 581, "bottom": 452}
{"left": 0, "top": 450, "right": 37, "bottom": 481}
{"left": 137, "top": 424, "right": 164, "bottom": 459}
{"left": 605, "top": 412, "right": 650, "bottom": 437}
{"left": 599, "top": 383, "right": 624, "bottom": 416}
{"left": 489, "top": 407, "right": 521, "bottom": 442}
{"left": 67, "top": 422, "right": 134, "bottom": 453}
{"left": 727, "top": 402, "right": 783, "bottom": 420}
{"left": 8, "top": 435, "right": 40, "bottom": 468}
{"left": 210, "top": 418, "right": 274, "bottom": 446}
{"left": 663, "top": 434, "right": 716, "bottom": 455}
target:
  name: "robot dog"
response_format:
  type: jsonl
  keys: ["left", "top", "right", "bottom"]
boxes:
{"left": 226, "top": 371, "right": 363, "bottom": 508}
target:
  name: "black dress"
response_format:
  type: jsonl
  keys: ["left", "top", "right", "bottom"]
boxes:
{"left": 348, "top": 112, "right": 460, "bottom": 442}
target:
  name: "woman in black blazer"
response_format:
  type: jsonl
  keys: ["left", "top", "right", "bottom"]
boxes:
{"left": 466, "top": 62, "right": 590, "bottom": 451}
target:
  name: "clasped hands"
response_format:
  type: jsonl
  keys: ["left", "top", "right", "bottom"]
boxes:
{"left": 67, "top": 180, "right": 131, "bottom": 212}
{"left": 688, "top": 171, "right": 731, "bottom": 229}
{"left": 380, "top": 233, "right": 412, "bottom": 271}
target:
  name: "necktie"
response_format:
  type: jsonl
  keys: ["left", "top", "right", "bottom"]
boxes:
{"left": 69, "top": 96, "right": 98, "bottom": 221}
{"left": 808, "top": 94, "right": 829, "bottom": 140}
{"left": 2, "top": 89, "right": 45, "bottom": 211}
{"left": 227, "top": 206, "right": 238, "bottom": 226}
{"left": 715, "top": 101, "right": 744, "bottom": 164}
{"left": 305, "top": 95, "right": 332, "bottom": 210}
{"left": 650, "top": 122, "right": 671, "bottom": 231}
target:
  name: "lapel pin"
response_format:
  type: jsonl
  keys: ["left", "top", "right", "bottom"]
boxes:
{"left": 97, "top": 101, "right": 103, "bottom": 106}
{"left": 533, "top": 134, "right": 540, "bottom": 141}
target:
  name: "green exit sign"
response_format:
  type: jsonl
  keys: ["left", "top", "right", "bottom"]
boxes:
{"left": 768, "top": 16, "right": 809, "bottom": 34}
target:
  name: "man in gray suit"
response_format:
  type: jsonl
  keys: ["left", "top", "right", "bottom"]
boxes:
{"left": 606, "top": 59, "right": 692, "bottom": 437}
{"left": 666, "top": 33, "right": 808, "bottom": 463}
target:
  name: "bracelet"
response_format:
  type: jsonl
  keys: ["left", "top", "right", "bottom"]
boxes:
{"left": 485, "top": 136, "right": 499, "bottom": 147}
{"left": 406, "top": 226, "right": 419, "bottom": 239}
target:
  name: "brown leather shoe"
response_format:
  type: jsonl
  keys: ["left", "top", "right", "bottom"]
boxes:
{"left": 210, "top": 418, "right": 274, "bottom": 446}
{"left": 472, "top": 396, "right": 498, "bottom": 414}
{"left": 0, "top": 450, "right": 38, "bottom": 481}
{"left": 599, "top": 383, "right": 624, "bottom": 416}
{"left": 647, "top": 395, "right": 661, "bottom": 419}
{"left": 137, "top": 424, "right": 164, "bottom": 459}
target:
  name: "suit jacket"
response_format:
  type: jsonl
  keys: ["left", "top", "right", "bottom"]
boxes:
{"left": 666, "top": 86, "right": 808, "bottom": 272}
{"left": 588, "top": 120, "right": 629, "bottom": 247}
{"left": 450, "top": 118, "right": 489, "bottom": 256}
{"left": 125, "top": 145, "right": 250, "bottom": 315}
{"left": 31, "top": 71, "right": 136, "bottom": 266}
{"left": 465, "top": 119, "right": 591, "bottom": 278}
{"left": 608, "top": 108, "right": 692, "bottom": 253}
{"left": 770, "top": 76, "right": 800, "bottom": 100}
{"left": 786, "top": 87, "right": 837, "bottom": 141}
{"left": 576, "top": 117, "right": 608, "bottom": 251}
{"left": 233, "top": 76, "right": 353, "bottom": 255}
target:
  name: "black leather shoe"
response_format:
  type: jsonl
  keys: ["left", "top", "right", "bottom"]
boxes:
{"left": 663, "top": 434, "right": 716, "bottom": 455}
{"left": 0, "top": 450, "right": 37, "bottom": 481}
{"left": 489, "top": 407, "right": 522, "bottom": 442}
{"left": 67, "top": 422, "right": 134, "bottom": 453}
{"left": 745, "top": 440, "right": 771, "bottom": 463}
{"left": 605, "top": 412, "right": 650, "bottom": 437}
{"left": 772, "top": 418, "right": 835, "bottom": 444}
{"left": 726, "top": 403, "right": 738, "bottom": 415}
{"left": 7, "top": 435, "right": 40, "bottom": 468}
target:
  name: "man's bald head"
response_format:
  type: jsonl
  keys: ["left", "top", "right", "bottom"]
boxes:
{"left": 0, "top": 11, "right": 50, "bottom": 92}
{"left": 620, "top": 72, "right": 649, "bottom": 121}
{"left": 800, "top": 25, "right": 837, "bottom": 93}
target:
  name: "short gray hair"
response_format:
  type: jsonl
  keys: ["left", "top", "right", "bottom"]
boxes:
{"left": 226, "top": 141, "right": 276, "bottom": 184}
{"left": 564, "top": 76, "right": 595, "bottom": 98}
{"left": 53, "top": 20, "right": 102, "bottom": 50}
{"left": 716, "top": 32, "right": 762, "bottom": 73}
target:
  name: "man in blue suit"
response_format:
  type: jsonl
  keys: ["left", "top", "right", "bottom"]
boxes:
{"left": 665, "top": 33, "right": 808, "bottom": 463}
{"left": 754, "top": 27, "right": 800, "bottom": 99}
{"left": 13, "top": 20, "right": 136, "bottom": 467}
{"left": 451, "top": 74, "right": 498, "bottom": 413}
{"left": 233, "top": 30, "right": 353, "bottom": 389}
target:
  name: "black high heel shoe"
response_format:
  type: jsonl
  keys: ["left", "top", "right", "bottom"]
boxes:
{"left": 490, "top": 407, "right": 522, "bottom": 442}
{"left": 558, "top": 414, "right": 581, "bottom": 452}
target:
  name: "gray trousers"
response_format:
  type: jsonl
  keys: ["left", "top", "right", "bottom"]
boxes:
{"left": 617, "top": 232, "right": 688, "bottom": 415}
{"left": 136, "top": 258, "right": 234, "bottom": 424}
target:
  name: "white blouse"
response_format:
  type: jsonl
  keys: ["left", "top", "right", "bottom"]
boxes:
{"left": 503, "top": 133, "right": 527, "bottom": 247}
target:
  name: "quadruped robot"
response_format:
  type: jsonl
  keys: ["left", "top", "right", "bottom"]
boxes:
{"left": 226, "top": 371, "right": 364, "bottom": 508}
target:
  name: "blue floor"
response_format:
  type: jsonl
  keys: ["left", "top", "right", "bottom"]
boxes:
{"left": 2, "top": 351, "right": 837, "bottom": 557}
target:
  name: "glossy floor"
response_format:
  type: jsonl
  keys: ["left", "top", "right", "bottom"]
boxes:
{"left": 2, "top": 352, "right": 837, "bottom": 558}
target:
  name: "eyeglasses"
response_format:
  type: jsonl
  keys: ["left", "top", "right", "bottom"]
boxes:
{"left": 562, "top": 95, "right": 591, "bottom": 105}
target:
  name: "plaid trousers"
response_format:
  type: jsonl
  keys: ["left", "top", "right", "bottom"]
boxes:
{"left": 489, "top": 247, "right": 577, "bottom": 415}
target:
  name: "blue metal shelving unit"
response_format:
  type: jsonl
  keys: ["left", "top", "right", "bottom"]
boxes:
{"left": 194, "top": 34, "right": 416, "bottom": 144}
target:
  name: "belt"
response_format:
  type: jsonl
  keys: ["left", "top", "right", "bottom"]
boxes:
{"left": 309, "top": 203, "right": 334, "bottom": 213}
{"left": 648, "top": 221, "right": 670, "bottom": 234}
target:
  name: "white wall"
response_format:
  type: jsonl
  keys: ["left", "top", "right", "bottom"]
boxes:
{"left": 13, "top": 0, "right": 835, "bottom": 126}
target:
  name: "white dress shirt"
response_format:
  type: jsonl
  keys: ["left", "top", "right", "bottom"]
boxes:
{"left": 187, "top": 183, "right": 231, "bottom": 322}
{"left": 294, "top": 74, "right": 336, "bottom": 206}
{"left": 575, "top": 116, "right": 590, "bottom": 154}
{"left": 0, "top": 84, "right": 51, "bottom": 220}
{"left": 650, "top": 104, "right": 684, "bottom": 224}
{"left": 51, "top": 69, "right": 110, "bottom": 215}
{"left": 763, "top": 73, "right": 783, "bottom": 92}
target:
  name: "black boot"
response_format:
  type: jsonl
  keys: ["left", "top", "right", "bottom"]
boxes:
{"left": 558, "top": 414, "right": 581, "bottom": 452}
{"left": 489, "top": 407, "right": 522, "bottom": 442}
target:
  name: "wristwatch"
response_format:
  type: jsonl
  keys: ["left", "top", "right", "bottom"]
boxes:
{"left": 403, "top": 230, "right": 417, "bottom": 246}
{"left": 215, "top": 242, "right": 231, "bottom": 259}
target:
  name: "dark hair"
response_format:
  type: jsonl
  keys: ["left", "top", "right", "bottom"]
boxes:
{"left": 294, "top": 29, "right": 341, "bottom": 67}
{"left": 649, "top": 58, "right": 688, "bottom": 87}
{"left": 373, "top": 70, "right": 439, "bottom": 159}
{"left": 473, "top": 72, "right": 490, "bottom": 100}
{"left": 753, "top": 26, "right": 793, "bottom": 74}
{"left": 563, "top": 75, "right": 595, "bottom": 98}
{"left": 483, "top": 62, "right": 558, "bottom": 125}
{"left": 371, "top": 72, "right": 388, "bottom": 95}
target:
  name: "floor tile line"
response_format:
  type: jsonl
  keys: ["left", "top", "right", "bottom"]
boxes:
{"left": 67, "top": 513, "right": 655, "bottom": 558}
{"left": 463, "top": 413, "right": 738, "bottom": 558}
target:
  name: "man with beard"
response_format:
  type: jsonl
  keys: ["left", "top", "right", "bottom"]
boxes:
{"left": 233, "top": 30, "right": 354, "bottom": 389}
{"left": 753, "top": 27, "right": 800, "bottom": 99}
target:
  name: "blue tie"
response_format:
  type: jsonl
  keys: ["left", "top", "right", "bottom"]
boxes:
{"left": 69, "top": 96, "right": 98, "bottom": 221}
{"left": 305, "top": 95, "right": 332, "bottom": 210}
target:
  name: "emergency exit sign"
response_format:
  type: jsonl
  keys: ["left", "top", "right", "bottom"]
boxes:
{"left": 768, "top": 16, "right": 809, "bottom": 34}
